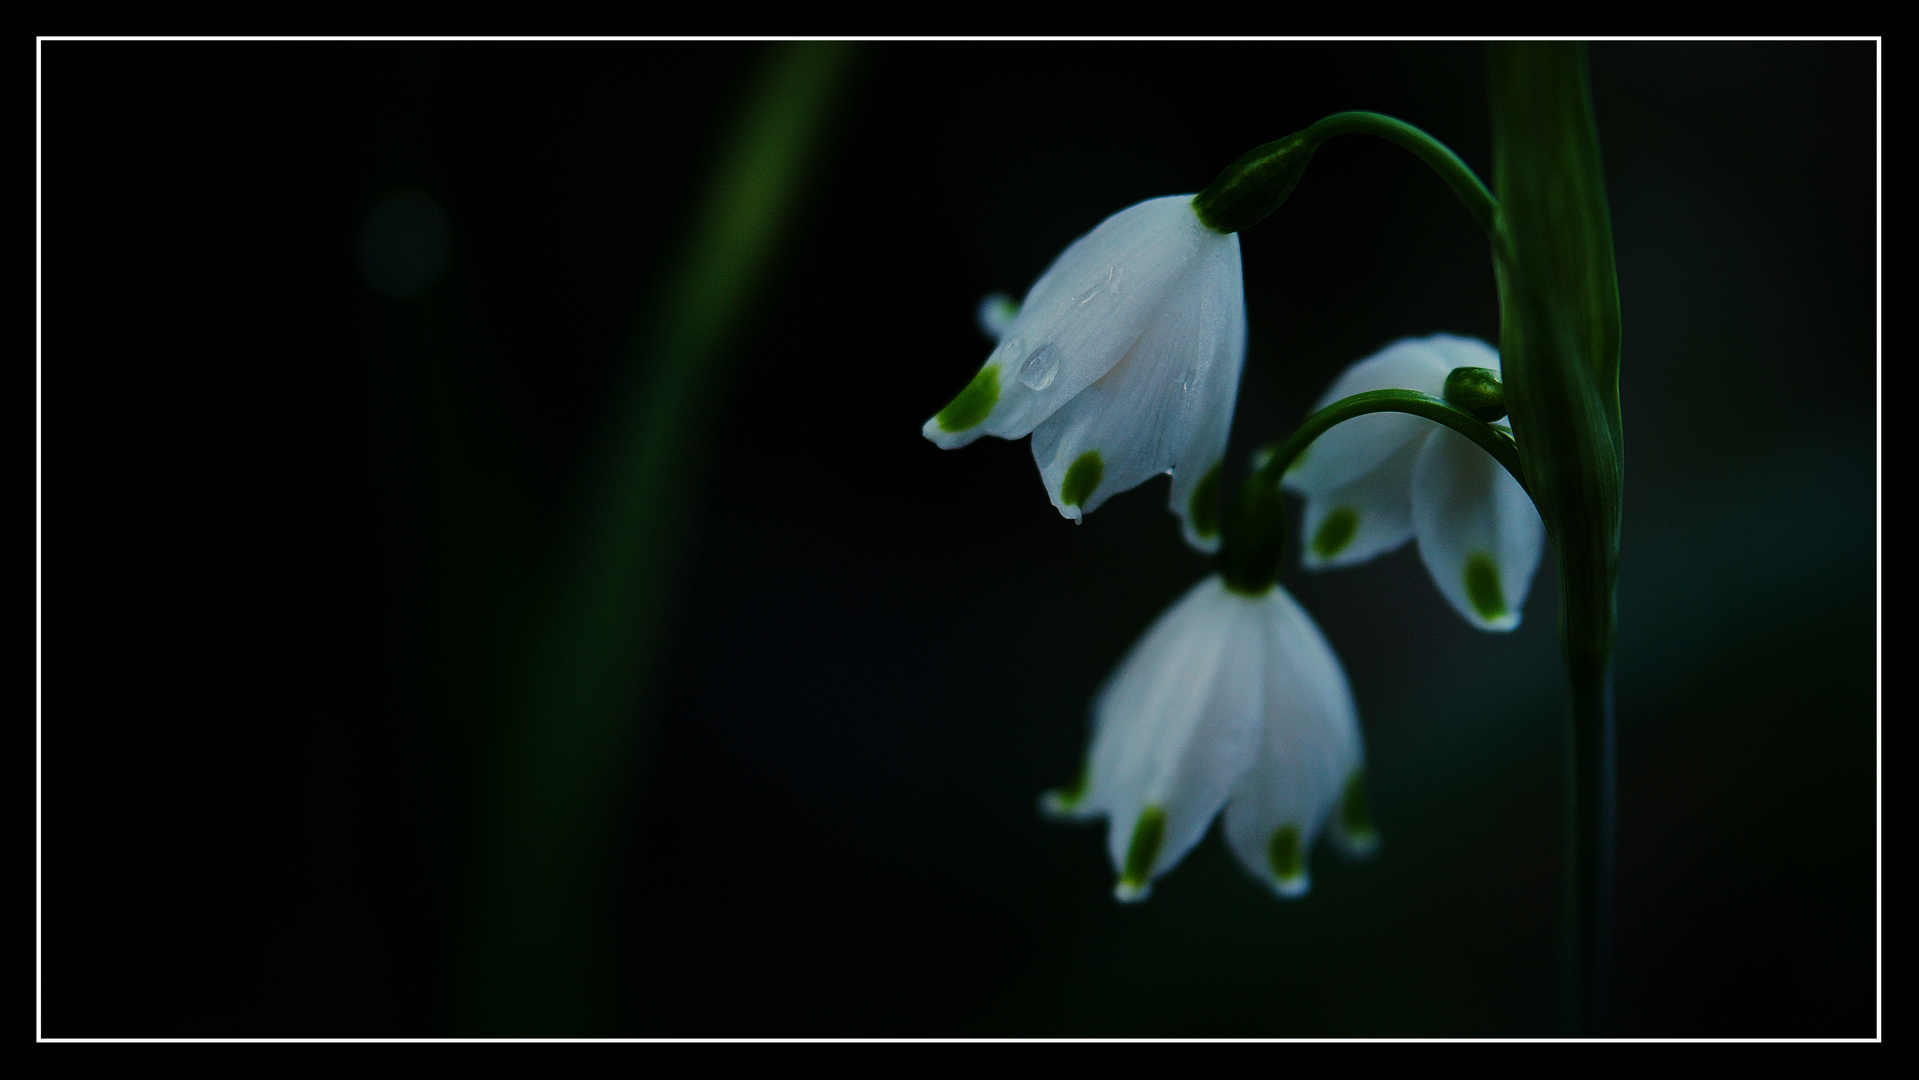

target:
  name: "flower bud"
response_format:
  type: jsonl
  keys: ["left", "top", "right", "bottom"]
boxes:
{"left": 1443, "top": 365, "right": 1508, "bottom": 423}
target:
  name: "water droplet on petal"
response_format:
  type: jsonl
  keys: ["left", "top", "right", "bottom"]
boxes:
{"left": 1018, "top": 345, "right": 1059, "bottom": 391}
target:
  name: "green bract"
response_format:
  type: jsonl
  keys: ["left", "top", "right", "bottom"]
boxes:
{"left": 1192, "top": 132, "right": 1318, "bottom": 234}
{"left": 1192, "top": 111, "right": 1498, "bottom": 236}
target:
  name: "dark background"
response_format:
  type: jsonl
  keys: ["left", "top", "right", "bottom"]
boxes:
{"left": 42, "top": 41, "right": 1877, "bottom": 1036}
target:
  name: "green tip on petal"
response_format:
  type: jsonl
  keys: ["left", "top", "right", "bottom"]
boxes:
{"left": 1463, "top": 551, "right": 1509, "bottom": 623}
{"left": 1188, "top": 460, "right": 1223, "bottom": 540}
{"left": 1311, "top": 506, "right": 1360, "bottom": 560}
{"left": 1117, "top": 804, "right": 1167, "bottom": 900}
{"left": 1040, "top": 760, "right": 1091, "bottom": 820}
{"left": 1267, "top": 824, "right": 1310, "bottom": 897}
{"left": 1061, "top": 450, "right": 1104, "bottom": 509}
{"left": 1339, "top": 771, "right": 1380, "bottom": 857}
{"left": 935, "top": 365, "right": 1000, "bottom": 433}
{"left": 1040, "top": 791, "right": 1081, "bottom": 819}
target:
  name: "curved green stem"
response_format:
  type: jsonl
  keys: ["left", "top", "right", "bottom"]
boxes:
{"left": 1306, "top": 111, "right": 1498, "bottom": 235}
{"left": 1194, "top": 111, "right": 1497, "bottom": 236}
{"left": 1253, "top": 388, "right": 1528, "bottom": 494}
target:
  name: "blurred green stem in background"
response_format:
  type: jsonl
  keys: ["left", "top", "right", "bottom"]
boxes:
{"left": 456, "top": 42, "right": 856, "bottom": 1034}
{"left": 1488, "top": 42, "right": 1624, "bottom": 1037}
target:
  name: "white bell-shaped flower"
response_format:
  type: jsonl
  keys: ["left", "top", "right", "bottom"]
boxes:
{"left": 1282, "top": 334, "right": 1546, "bottom": 631}
{"left": 923, "top": 195, "right": 1247, "bottom": 552}
{"left": 1046, "top": 575, "right": 1376, "bottom": 901}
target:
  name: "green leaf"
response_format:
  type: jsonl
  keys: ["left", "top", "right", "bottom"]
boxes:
{"left": 1488, "top": 42, "right": 1623, "bottom": 661}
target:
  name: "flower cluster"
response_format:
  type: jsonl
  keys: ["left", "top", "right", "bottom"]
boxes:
{"left": 1043, "top": 575, "right": 1375, "bottom": 901}
{"left": 924, "top": 196, "right": 1530, "bottom": 900}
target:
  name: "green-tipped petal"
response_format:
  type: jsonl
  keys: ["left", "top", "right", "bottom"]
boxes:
{"left": 923, "top": 364, "right": 1000, "bottom": 442}
{"left": 1030, "top": 218, "right": 1245, "bottom": 529}
{"left": 1087, "top": 577, "right": 1267, "bottom": 900}
{"left": 1335, "top": 770, "right": 1380, "bottom": 857}
{"left": 1180, "top": 459, "right": 1225, "bottom": 551}
{"left": 1040, "top": 759, "right": 1095, "bottom": 821}
{"left": 1115, "top": 805, "right": 1167, "bottom": 902}
{"left": 1265, "top": 823, "right": 1310, "bottom": 898}
{"left": 1410, "top": 424, "right": 1544, "bottom": 631}
{"left": 1222, "top": 584, "right": 1364, "bottom": 900}
{"left": 937, "top": 196, "right": 1230, "bottom": 456}
{"left": 1296, "top": 434, "right": 1422, "bottom": 570}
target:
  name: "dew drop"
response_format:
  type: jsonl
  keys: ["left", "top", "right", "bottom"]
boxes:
{"left": 1018, "top": 345, "right": 1059, "bottom": 391}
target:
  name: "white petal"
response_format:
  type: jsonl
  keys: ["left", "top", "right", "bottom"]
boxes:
{"left": 922, "top": 196, "right": 1217, "bottom": 449}
{"left": 1222, "top": 585, "right": 1364, "bottom": 899}
{"left": 1421, "top": 333, "right": 1501, "bottom": 379}
{"left": 1410, "top": 424, "right": 1545, "bottom": 631}
{"left": 1028, "top": 234, "right": 1245, "bottom": 530}
{"left": 1282, "top": 337, "right": 1453, "bottom": 496}
{"left": 1296, "top": 434, "right": 1423, "bottom": 569}
{"left": 1165, "top": 242, "right": 1247, "bottom": 554}
{"left": 1082, "top": 577, "right": 1264, "bottom": 900}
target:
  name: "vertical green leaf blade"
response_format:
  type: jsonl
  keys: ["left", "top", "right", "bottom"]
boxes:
{"left": 1489, "top": 41, "right": 1623, "bottom": 651}
{"left": 1490, "top": 43, "right": 1623, "bottom": 456}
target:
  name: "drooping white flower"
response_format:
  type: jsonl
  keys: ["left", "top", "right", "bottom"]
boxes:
{"left": 1046, "top": 575, "right": 1376, "bottom": 901}
{"left": 1283, "top": 334, "right": 1545, "bottom": 631}
{"left": 923, "top": 195, "right": 1247, "bottom": 552}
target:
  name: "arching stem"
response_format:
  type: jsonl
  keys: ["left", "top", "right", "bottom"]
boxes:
{"left": 1303, "top": 111, "right": 1499, "bottom": 234}
{"left": 1250, "top": 388, "right": 1528, "bottom": 495}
